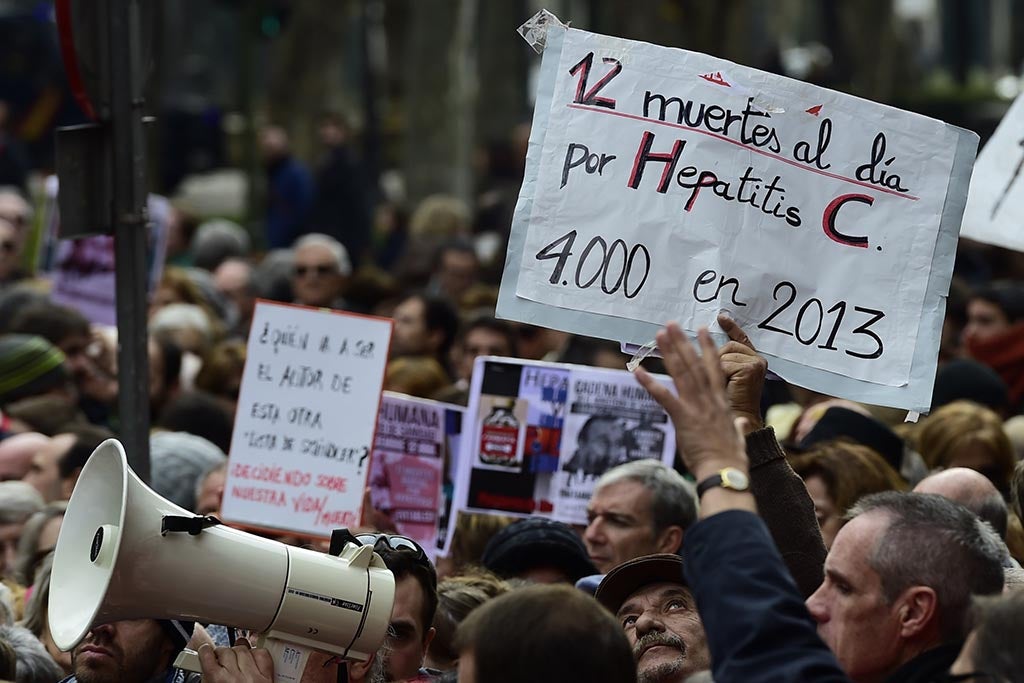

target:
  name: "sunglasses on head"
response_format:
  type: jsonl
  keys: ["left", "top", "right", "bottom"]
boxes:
{"left": 294, "top": 264, "right": 337, "bottom": 277}
{"left": 329, "top": 529, "right": 427, "bottom": 562}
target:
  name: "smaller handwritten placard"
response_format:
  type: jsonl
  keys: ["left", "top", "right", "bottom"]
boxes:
{"left": 221, "top": 301, "right": 392, "bottom": 538}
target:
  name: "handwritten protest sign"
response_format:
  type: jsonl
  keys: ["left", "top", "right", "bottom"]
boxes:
{"left": 369, "top": 392, "right": 463, "bottom": 562}
{"left": 498, "top": 20, "right": 977, "bottom": 412}
{"left": 961, "top": 94, "right": 1024, "bottom": 252}
{"left": 448, "top": 356, "right": 676, "bottom": 541}
{"left": 220, "top": 301, "right": 392, "bottom": 538}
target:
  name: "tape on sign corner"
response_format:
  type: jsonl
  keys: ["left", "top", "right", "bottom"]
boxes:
{"left": 517, "top": 9, "right": 568, "bottom": 54}
{"left": 905, "top": 410, "right": 922, "bottom": 424}
{"left": 626, "top": 339, "right": 659, "bottom": 373}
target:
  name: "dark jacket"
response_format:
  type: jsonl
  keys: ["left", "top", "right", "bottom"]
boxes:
{"left": 883, "top": 644, "right": 961, "bottom": 683}
{"left": 265, "top": 156, "right": 314, "bottom": 250}
{"left": 684, "top": 510, "right": 964, "bottom": 683}
{"left": 684, "top": 510, "right": 851, "bottom": 683}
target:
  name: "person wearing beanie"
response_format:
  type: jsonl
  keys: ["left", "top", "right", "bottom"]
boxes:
{"left": 932, "top": 358, "right": 1010, "bottom": 416}
{"left": 0, "top": 335, "right": 72, "bottom": 408}
{"left": 799, "top": 406, "right": 905, "bottom": 474}
{"left": 149, "top": 432, "right": 227, "bottom": 511}
{"left": 61, "top": 618, "right": 195, "bottom": 683}
{"left": 480, "top": 517, "right": 596, "bottom": 584}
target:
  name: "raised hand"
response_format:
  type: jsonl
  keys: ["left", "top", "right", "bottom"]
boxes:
{"left": 634, "top": 323, "right": 748, "bottom": 483}
{"left": 717, "top": 314, "right": 767, "bottom": 433}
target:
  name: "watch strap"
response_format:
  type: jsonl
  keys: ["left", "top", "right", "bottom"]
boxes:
{"left": 695, "top": 473, "right": 725, "bottom": 498}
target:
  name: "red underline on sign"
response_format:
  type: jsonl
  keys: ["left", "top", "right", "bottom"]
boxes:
{"left": 566, "top": 103, "right": 921, "bottom": 201}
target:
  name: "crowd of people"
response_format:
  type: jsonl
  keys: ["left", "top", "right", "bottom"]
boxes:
{"left": 0, "top": 106, "right": 1016, "bottom": 683}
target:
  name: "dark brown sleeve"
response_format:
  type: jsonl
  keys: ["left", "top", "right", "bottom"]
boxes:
{"left": 746, "top": 427, "right": 826, "bottom": 598}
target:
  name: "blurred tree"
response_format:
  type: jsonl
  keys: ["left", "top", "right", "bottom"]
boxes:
{"left": 265, "top": 0, "right": 353, "bottom": 161}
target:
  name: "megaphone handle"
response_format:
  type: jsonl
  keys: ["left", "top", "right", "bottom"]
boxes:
{"left": 173, "top": 649, "right": 201, "bottom": 674}
{"left": 172, "top": 637, "right": 317, "bottom": 683}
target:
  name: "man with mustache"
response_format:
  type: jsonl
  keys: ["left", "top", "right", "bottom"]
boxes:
{"left": 63, "top": 619, "right": 194, "bottom": 683}
{"left": 595, "top": 554, "right": 710, "bottom": 682}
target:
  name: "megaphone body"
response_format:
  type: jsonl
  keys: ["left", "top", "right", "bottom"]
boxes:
{"left": 49, "top": 439, "right": 395, "bottom": 674}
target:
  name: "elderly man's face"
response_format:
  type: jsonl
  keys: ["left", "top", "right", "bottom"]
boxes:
{"left": 617, "top": 582, "right": 709, "bottom": 683}
{"left": 805, "top": 512, "right": 905, "bottom": 682}
{"left": 292, "top": 245, "right": 344, "bottom": 308}
{"left": 584, "top": 480, "right": 662, "bottom": 574}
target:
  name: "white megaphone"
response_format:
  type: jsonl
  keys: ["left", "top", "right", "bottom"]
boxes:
{"left": 49, "top": 439, "right": 395, "bottom": 682}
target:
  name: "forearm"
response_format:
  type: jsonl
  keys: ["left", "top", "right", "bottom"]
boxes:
{"left": 746, "top": 427, "right": 827, "bottom": 598}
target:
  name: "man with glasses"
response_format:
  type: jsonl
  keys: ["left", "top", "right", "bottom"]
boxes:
{"left": 291, "top": 233, "right": 352, "bottom": 310}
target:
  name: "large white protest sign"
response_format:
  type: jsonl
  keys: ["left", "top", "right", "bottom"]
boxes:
{"left": 448, "top": 356, "right": 676, "bottom": 543}
{"left": 369, "top": 392, "right": 463, "bottom": 562}
{"left": 498, "top": 20, "right": 977, "bottom": 412}
{"left": 961, "top": 94, "right": 1024, "bottom": 251}
{"left": 221, "top": 301, "right": 392, "bottom": 538}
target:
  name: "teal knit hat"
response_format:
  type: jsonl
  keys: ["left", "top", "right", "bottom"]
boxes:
{"left": 0, "top": 335, "right": 68, "bottom": 406}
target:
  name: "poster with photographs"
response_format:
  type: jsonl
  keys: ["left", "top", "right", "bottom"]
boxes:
{"left": 369, "top": 392, "right": 463, "bottom": 562}
{"left": 449, "top": 357, "right": 676, "bottom": 536}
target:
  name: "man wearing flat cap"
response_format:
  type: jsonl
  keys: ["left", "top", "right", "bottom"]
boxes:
{"left": 595, "top": 554, "right": 710, "bottom": 683}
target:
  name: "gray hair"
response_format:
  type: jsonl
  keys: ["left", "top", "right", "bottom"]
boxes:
{"left": 1003, "top": 567, "right": 1024, "bottom": 593}
{"left": 191, "top": 219, "right": 251, "bottom": 272}
{"left": 849, "top": 491, "right": 1005, "bottom": 641}
{"left": 0, "top": 483, "right": 43, "bottom": 525}
{"left": 595, "top": 459, "right": 698, "bottom": 533}
{"left": 193, "top": 462, "right": 227, "bottom": 509}
{"left": 0, "top": 624, "right": 63, "bottom": 683}
{"left": 150, "top": 304, "right": 214, "bottom": 345}
{"left": 14, "top": 502, "right": 65, "bottom": 586}
{"left": 293, "top": 233, "right": 352, "bottom": 277}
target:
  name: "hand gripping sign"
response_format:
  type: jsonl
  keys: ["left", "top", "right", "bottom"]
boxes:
{"left": 498, "top": 15, "right": 977, "bottom": 413}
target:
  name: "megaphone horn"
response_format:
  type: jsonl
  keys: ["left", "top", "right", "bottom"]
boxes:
{"left": 49, "top": 439, "right": 395, "bottom": 667}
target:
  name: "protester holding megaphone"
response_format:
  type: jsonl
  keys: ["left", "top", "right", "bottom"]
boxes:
{"left": 47, "top": 440, "right": 398, "bottom": 683}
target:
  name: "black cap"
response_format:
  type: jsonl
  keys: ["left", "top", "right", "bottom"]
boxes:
{"left": 932, "top": 358, "right": 1009, "bottom": 414}
{"left": 481, "top": 517, "right": 596, "bottom": 583}
{"left": 799, "top": 406, "right": 904, "bottom": 472}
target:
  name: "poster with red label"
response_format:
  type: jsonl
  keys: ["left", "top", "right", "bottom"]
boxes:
{"left": 447, "top": 356, "right": 676, "bottom": 545}
{"left": 369, "top": 392, "right": 463, "bottom": 561}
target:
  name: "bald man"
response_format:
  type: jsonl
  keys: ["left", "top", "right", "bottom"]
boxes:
{"left": 914, "top": 467, "right": 1008, "bottom": 539}
{"left": 0, "top": 432, "right": 48, "bottom": 481}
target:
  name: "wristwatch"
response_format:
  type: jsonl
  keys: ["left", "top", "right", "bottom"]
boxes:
{"left": 696, "top": 467, "right": 750, "bottom": 498}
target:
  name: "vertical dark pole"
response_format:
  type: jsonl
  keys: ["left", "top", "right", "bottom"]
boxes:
{"left": 360, "top": 0, "right": 381, "bottom": 202}
{"left": 109, "top": 0, "right": 151, "bottom": 482}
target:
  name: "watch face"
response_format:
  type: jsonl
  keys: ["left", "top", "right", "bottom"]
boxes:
{"left": 722, "top": 469, "right": 749, "bottom": 490}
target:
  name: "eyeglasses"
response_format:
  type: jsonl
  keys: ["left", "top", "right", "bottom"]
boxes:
{"left": 293, "top": 264, "right": 337, "bottom": 278}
